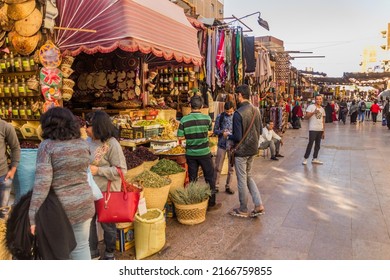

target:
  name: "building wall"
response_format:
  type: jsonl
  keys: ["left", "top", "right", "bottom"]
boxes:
{"left": 188, "top": 0, "right": 224, "bottom": 18}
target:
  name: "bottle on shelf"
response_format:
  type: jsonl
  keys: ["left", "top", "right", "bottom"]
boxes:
{"left": 14, "top": 54, "right": 23, "bottom": 72}
{"left": 18, "top": 77, "right": 26, "bottom": 97}
{"left": 0, "top": 77, "right": 3, "bottom": 98}
{"left": 12, "top": 99, "right": 20, "bottom": 119}
{"left": 7, "top": 99, "right": 13, "bottom": 118}
{"left": 4, "top": 77, "right": 11, "bottom": 97}
{"left": 2, "top": 100, "right": 8, "bottom": 119}
{"left": 3, "top": 53, "right": 9, "bottom": 73}
{"left": 0, "top": 54, "right": 5, "bottom": 73}
{"left": 26, "top": 99, "right": 32, "bottom": 119}
{"left": 11, "top": 76, "right": 19, "bottom": 97}
{"left": 22, "top": 56, "right": 31, "bottom": 71}
{"left": 9, "top": 51, "right": 15, "bottom": 72}
{"left": 29, "top": 55, "right": 38, "bottom": 71}
{"left": 19, "top": 99, "right": 27, "bottom": 119}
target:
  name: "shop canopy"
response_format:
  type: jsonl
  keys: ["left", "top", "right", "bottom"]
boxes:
{"left": 55, "top": 0, "right": 203, "bottom": 65}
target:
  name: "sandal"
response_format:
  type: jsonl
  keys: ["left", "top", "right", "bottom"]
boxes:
{"left": 250, "top": 209, "right": 265, "bottom": 218}
{"left": 229, "top": 208, "right": 249, "bottom": 218}
{"left": 225, "top": 188, "right": 235, "bottom": 195}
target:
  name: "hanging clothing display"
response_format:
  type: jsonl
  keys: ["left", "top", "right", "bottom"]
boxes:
{"left": 244, "top": 36, "right": 255, "bottom": 73}
{"left": 255, "top": 48, "right": 272, "bottom": 94}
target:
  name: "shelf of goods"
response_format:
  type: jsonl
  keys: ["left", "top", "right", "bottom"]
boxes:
{"left": 149, "top": 66, "right": 195, "bottom": 96}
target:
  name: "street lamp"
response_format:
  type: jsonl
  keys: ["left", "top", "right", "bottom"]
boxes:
{"left": 218, "top": 11, "right": 270, "bottom": 32}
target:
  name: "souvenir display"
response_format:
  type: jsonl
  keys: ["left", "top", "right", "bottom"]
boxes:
{"left": 39, "top": 40, "right": 62, "bottom": 69}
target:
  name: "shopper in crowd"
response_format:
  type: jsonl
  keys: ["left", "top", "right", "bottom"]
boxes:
{"left": 324, "top": 102, "right": 333, "bottom": 123}
{"left": 383, "top": 98, "right": 390, "bottom": 129}
{"left": 349, "top": 100, "right": 358, "bottom": 124}
{"left": 302, "top": 94, "right": 326, "bottom": 165}
{"left": 213, "top": 101, "right": 235, "bottom": 195}
{"left": 29, "top": 107, "right": 94, "bottom": 260}
{"left": 292, "top": 100, "right": 304, "bottom": 129}
{"left": 223, "top": 84, "right": 265, "bottom": 218}
{"left": 370, "top": 99, "right": 381, "bottom": 124}
{"left": 86, "top": 110, "right": 127, "bottom": 260}
{"left": 357, "top": 98, "right": 366, "bottom": 123}
{"left": 339, "top": 98, "right": 348, "bottom": 125}
{"left": 177, "top": 95, "right": 220, "bottom": 210}
{"left": 365, "top": 99, "right": 373, "bottom": 121}
{"left": 258, "top": 120, "right": 284, "bottom": 161}
{"left": 0, "top": 118, "right": 20, "bottom": 218}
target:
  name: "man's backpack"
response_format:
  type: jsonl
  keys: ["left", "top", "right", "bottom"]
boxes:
{"left": 359, "top": 102, "right": 366, "bottom": 112}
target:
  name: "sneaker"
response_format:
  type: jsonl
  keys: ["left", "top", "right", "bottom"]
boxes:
{"left": 270, "top": 156, "right": 279, "bottom": 161}
{"left": 275, "top": 154, "right": 284, "bottom": 157}
{"left": 225, "top": 187, "right": 235, "bottom": 195}
{"left": 302, "top": 158, "right": 307, "bottom": 165}
{"left": 312, "top": 158, "right": 323, "bottom": 165}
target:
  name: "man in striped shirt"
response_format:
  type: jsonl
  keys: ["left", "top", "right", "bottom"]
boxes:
{"left": 177, "top": 95, "right": 221, "bottom": 210}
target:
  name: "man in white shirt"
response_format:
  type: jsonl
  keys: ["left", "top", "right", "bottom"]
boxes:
{"left": 303, "top": 94, "right": 326, "bottom": 165}
{"left": 258, "top": 121, "right": 283, "bottom": 161}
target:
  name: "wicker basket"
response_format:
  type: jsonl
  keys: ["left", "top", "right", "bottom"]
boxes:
{"left": 0, "top": 206, "right": 11, "bottom": 260}
{"left": 166, "top": 171, "right": 186, "bottom": 194}
{"left": 143, "top": 159, "right": 159, "bottom": 170}
{"left": 143, "top": 183, "right": 170, "bottom": 210}
{"left": 174, "top": 199, "right": 209, "bottom": 225}
{"left": 124, "top": 163, "right": 145, "bottom": 181}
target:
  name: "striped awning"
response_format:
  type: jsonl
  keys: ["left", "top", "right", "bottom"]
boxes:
{"left": 55, "top": 0, "right": 203, "bottom": 65}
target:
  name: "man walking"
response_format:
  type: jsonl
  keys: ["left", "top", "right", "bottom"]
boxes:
{"left": 302, "top": 94, "right": 326, "bottom": 165}
{"left": 224, "top": 84, "right": 265, "bottom": 218}
{"left": 177, "top": 95, "right": 221, "bottom": 210}
{"left": 213, "top": 101, "right": 235, "bottom": 195}
{"left": 0, "top": 118, "right": 20, "bottom": 218}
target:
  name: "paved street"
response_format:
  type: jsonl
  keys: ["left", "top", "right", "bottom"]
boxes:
{"left": 118, "top": 116, "right": 390, "bottom": 260}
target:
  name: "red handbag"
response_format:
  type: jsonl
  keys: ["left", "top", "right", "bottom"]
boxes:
{"left": 95, "top": 167, "right": 140, "bottom": 223}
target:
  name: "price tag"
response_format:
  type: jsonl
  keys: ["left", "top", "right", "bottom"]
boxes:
{"left": 137, "top": 197, "right": 147, "bottom": 216}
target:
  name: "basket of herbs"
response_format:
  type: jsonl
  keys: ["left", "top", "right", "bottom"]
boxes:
{"left": 133, "top": 146, "right": 159, "bottom": 170}
{"left": 169, "top": 181, "right": 211, "bottom": 225}
{"left": 150, "top": 159, "right": 186, "bottom": 194}
{"left": 131, "top": 170, "right": 171, "bottom": 210}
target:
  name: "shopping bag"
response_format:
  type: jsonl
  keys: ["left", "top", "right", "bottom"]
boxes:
{"left": 95, "top": 167, "right": 140, "bottom": 223}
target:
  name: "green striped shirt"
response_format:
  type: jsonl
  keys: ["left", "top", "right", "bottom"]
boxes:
{"left": 177, "top": 112, "right": 212, "bottom": 157}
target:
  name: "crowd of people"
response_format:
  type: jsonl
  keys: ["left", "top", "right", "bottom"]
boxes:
{"left": 3, "top": 83, "right": 389, "bottom": 260}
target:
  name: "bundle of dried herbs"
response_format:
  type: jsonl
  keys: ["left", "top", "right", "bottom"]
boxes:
{"left": 169, "top": 181, "right": 211, "bottom": 205}
{"left": 132, "top": 170, "right": 171, "bottom": 188}
{"left": 123, "top": 149, "right": 143, "bottom": 169}
{"left": 134, "top": 146, "right": 158, "bottom": 161}
{"left": 150, "top": 159, "right": 185, "bottom": 176}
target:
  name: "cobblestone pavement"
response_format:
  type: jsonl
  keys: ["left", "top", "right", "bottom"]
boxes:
{"left": 116, "top": 117, "right": 390, "bottom": 260}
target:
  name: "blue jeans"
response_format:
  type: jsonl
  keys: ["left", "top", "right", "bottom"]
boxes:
{"left": 0, "top": 175, "right": 12, "bottom": 211}
{"left": 70, "top": 218, "right": 92, "bottom": 260}
{"left": 358, "top": 111, "right": 365, "bottom": 122}
{"left": 89, "top": 214, "right": 116, "bottom": 259}
{"left": 234, "top": 156, "right": 263, "bottom": 213}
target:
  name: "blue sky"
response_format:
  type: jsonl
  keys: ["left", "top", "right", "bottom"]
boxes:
{"left": 223, "top": 0, "right": 390, "bottom": 77}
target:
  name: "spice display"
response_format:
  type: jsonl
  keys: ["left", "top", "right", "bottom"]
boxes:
{"left": 169, "top": 181, "right": 211, "bottom": 205}
{"left": 133, "top": 146, "right": 158, "bottom": 161}
{"left": 138, "top": 209, "right": 161, "bottom": 220}
{"left": 132, "top": 170, "right": 171, "bottom": 188}
{"left": 123, "top": 149, "right": 143, "bottom": 169}
{"left": 150, "top": 158, "right": 185, "bottom": 176}
{"left": 159, "top": 145, "right": 185, "bottom": 155}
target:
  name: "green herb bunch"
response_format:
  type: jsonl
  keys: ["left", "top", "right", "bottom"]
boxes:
{"left": 150, "top": 159, "right": 185, "bottom": 176}
{"left": 169, "top": 181, "right": 211, "bottom": 205}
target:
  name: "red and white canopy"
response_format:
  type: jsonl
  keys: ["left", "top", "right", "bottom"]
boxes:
{"left": 55, "top": 0, "right": 203, "bottom": 65}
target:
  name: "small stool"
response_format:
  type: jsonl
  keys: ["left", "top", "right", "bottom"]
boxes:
{"left": 258, "top": 148, "right": 269, "bottom": 158}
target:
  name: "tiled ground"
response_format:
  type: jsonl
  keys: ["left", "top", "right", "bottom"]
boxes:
{"left": 117, "top": 116, "right": 390, "bottom": 260}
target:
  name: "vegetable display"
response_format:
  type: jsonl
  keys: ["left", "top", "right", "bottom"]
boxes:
{"left": 169, "top": 181, "right": 211, "bottom": 205}
{"left": 150, "top": 159, "right": 185, "bottom": 176}
{"left": 132, "top": 170, "right": 171, "bottom": 188}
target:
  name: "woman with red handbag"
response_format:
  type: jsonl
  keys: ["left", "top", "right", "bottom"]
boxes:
{"left": 86, "top": 110, "right": 127, "bottom": 260}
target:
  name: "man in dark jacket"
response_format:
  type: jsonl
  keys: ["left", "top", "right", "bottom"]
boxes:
{"left": 223, "top": 84, "right": 265, "bottom": 218}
